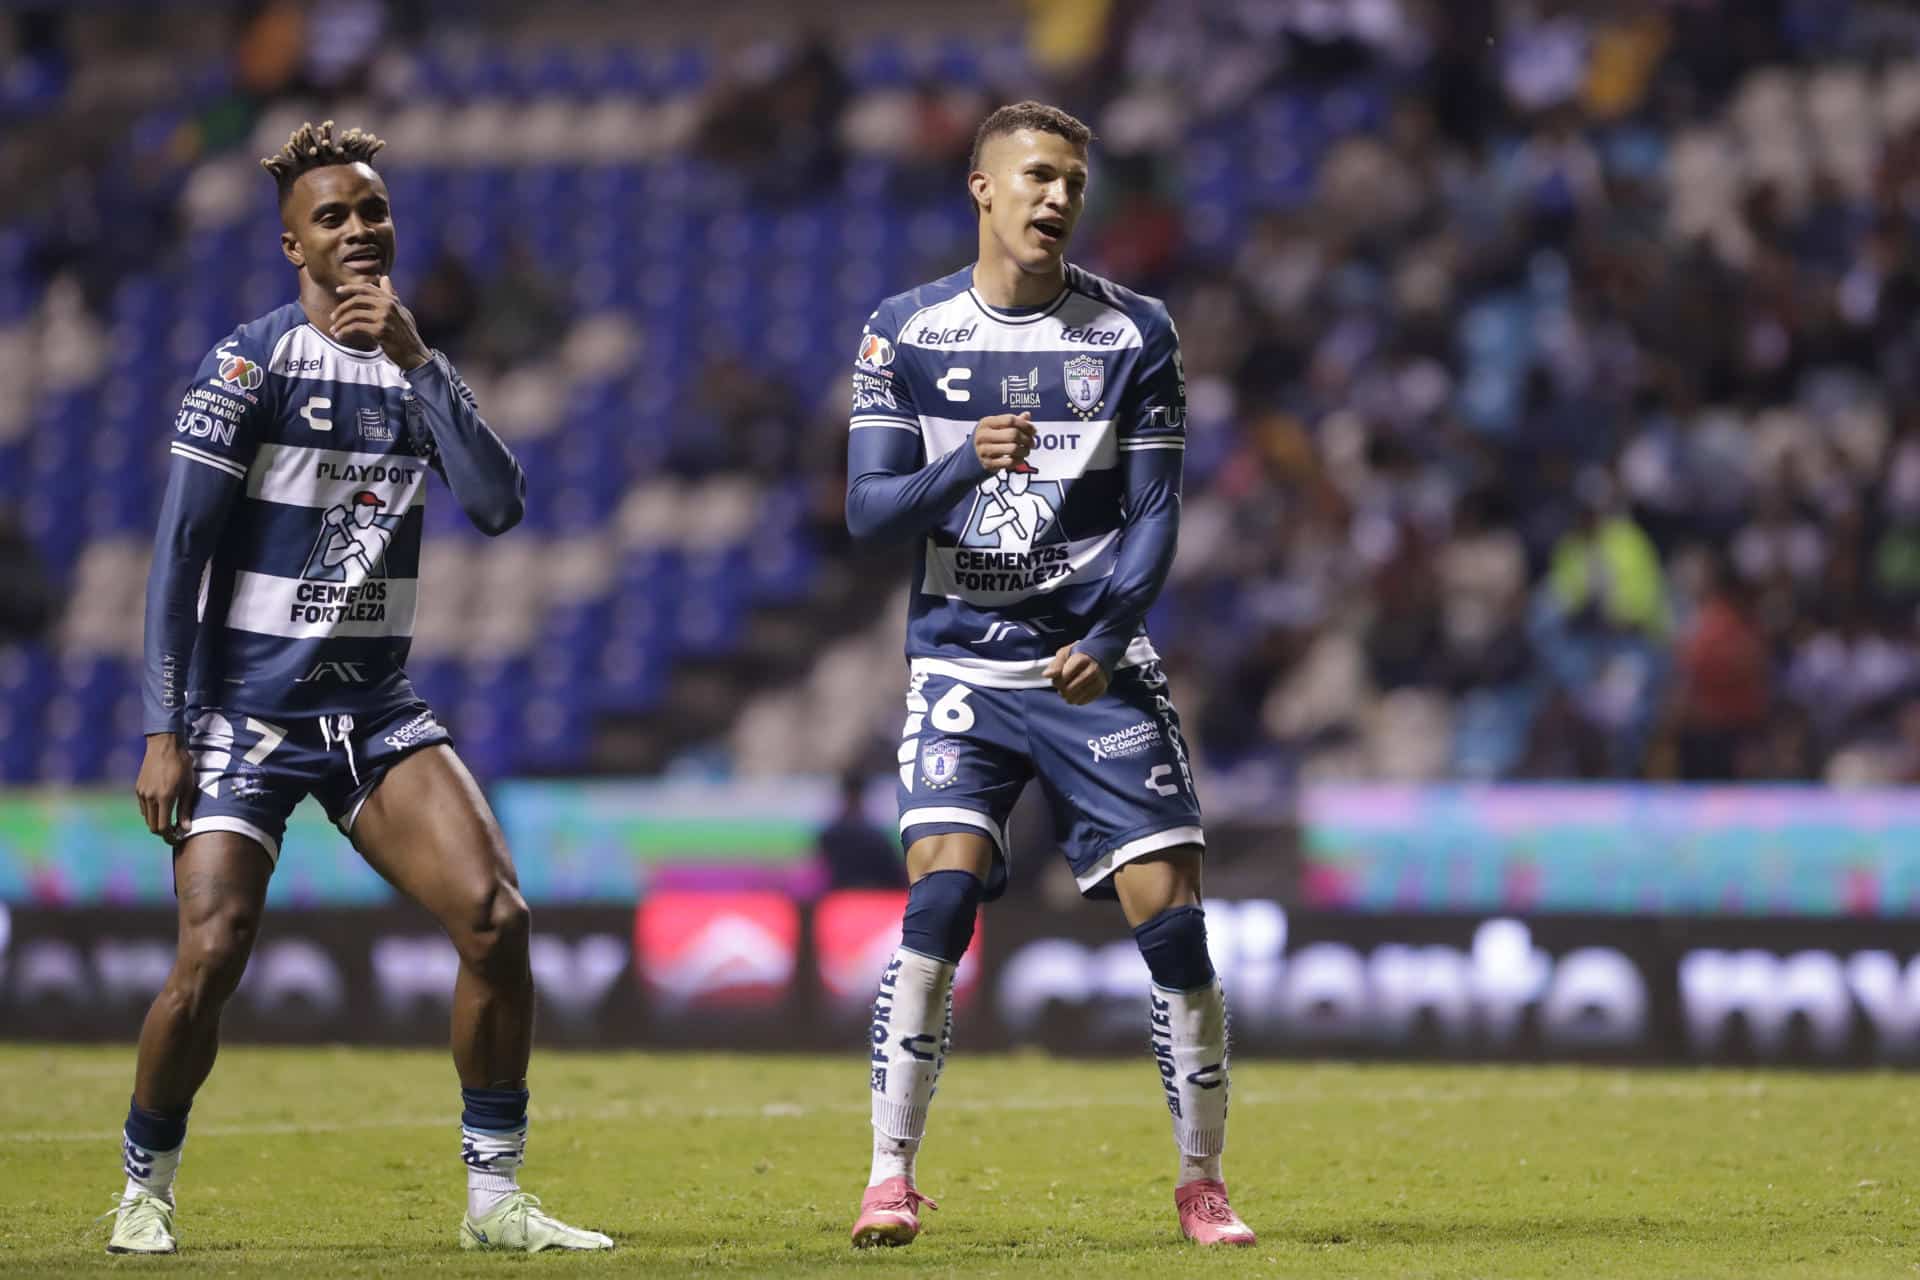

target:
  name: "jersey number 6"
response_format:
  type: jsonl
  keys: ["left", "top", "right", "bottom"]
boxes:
{"left": 930, "top": 684, "right": 976, "bottom": 733}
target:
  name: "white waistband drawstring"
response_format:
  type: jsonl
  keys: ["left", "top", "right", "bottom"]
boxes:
{"left": 319, "top": 714, "right": 360, "bottom": 787}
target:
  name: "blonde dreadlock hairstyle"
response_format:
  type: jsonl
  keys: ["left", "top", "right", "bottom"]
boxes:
{"left": 260, "top": 120, "right": 386, "bottom": 205}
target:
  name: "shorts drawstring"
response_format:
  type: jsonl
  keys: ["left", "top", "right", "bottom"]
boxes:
{"left": 319, "top": 714, "right": 361, "bottom": 787}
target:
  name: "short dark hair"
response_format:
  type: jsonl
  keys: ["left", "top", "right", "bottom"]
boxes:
{"left": 968, "top": 100, "right": 1092, "bottom": 175}
{"left": 260, "top": 119, "right": 386, "bottom": 206}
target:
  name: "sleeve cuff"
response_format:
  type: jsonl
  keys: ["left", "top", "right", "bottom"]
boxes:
{"left": 402, "top": 350, "right": 447, "bottom": 385}
{"left": 1074, "top": 632, "right": 1131, "bottom": 671}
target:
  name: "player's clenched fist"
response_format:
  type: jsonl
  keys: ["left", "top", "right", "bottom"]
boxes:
{"left": 973, "top": 412, "right": 1037, "bottom": 473}
{"left": 331, "top": 275, "right": 431, "bottom": 370}
{"left": 1045, "top": 644, "right": 1110, "bottom": 705}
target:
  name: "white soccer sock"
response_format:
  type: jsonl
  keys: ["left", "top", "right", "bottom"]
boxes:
{"left": 122, "top": 1136, "right": 183, "bottom": 1206}
{"left": 1150, "top": 979, "right": 1229, "bottom": 1185}
{"left": 462, "top": 1126, "right": 525, "bottom": 1218}
{"left": 867, "top": 947, "right": 955, "bottom": 1186}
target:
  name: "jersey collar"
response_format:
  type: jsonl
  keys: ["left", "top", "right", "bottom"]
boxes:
{"left": 303, "top": 322, "right": 391, "bottom": 361}
{"left": 966, "top": 266, "right": 1074, "bottom": 326}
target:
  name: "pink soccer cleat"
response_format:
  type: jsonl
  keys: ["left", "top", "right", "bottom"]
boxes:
{"left": 1175, "top": 1179, "right": 1256, "bottom": 1246}
{"left": 849, "top": 1177, "right": 937, "bottom": 1248}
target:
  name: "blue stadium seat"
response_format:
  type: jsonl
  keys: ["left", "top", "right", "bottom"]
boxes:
{"left": 928, "top": 37, "right": 987, "bottom": 86}
{"left": 0, "top": 444, "right": 24, "bottom": 504}
{"left": 513, "top": 695, "right": 593, "bottom": 771}
{"left": 407, "top": 656, "right": 466, "bottom": 712}
{"left": 745, "top": 531, "right": 816, "bottom": 605}
{"left": 0, "top": 705, "right": 38, "bottom": 782}
{"left": 84, "top": 485, "right": 152, "bottom": 537}
{"left": 847, "top": 38, "right": 912, "bottom": 89}
{"left": 583, "top": 46, "right": 649, "bottom": 97}
{"left": 648, "top": 44, "right": 711, "bottom": 94}
{"left": 450, "top": 696, "right": 513, "bottom": 778}
{"left": 590, "top": 639, "right": 667, "bottom": 713}
{"left": 0, "top": 278, "right": 34, "bottom": 326}
{"left": 0, "top": 644, "right": 52, "bottom": 714}
{"left": 515, "top": 45, "right": 592, "bottom": 98}
{"left": 463, "top": 655, "right": 531, "bottom": 709}
{"left": 423, "top": 493, "right": 472, "bottom": 538}
{"left": 613, "top": 553, "right": 682, "bottom": 623}
{"left": 0, "top": 47, "right": 67, "bottom": 119}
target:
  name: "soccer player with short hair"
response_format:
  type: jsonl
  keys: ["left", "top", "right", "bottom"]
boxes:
{"left": 843, "top": 101, "right": 1254, "bottom": 1248}
{"left": 109, "top": 122, "right": 611, "bottom": 1256}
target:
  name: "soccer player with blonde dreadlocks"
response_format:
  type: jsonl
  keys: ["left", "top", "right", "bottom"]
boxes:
{"left": 107, "top": 122, "right": 612, "bottom": 1255}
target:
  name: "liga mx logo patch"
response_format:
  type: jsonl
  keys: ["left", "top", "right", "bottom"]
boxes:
{"left": 1063, "top": 354, "right": 1104, "bottom": 420}
{"left": 856, "top": 333, "right": 895, "bottom": 370}
{"left": 219, "top": 353, "right": 264, "bottom": 392}
{"left": 920, "top": 739, "right": 961, "bottom": 790}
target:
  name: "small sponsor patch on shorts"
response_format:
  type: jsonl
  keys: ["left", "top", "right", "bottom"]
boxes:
{"left": 382, "top": 710, "right": 444, "bottom": 751}
{"left": 1087, "top": 719, "right": 1161, "bottom": 762}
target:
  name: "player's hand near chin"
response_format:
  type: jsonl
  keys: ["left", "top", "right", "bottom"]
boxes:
{"left": 136, "top": 731, "right": 197, "bottom": 844}
{"left": 1045, "top": 644, "right": 1110, "bottom": 706}
{"left": 330, "top": 274, "right": 431, "bottom": 370}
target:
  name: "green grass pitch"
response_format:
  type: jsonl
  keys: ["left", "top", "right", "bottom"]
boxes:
{"left": 4, "top": 1045, "right": 1918, "bottom": 1276}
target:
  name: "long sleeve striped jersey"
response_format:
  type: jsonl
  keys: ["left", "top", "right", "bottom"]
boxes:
{"left": 143, "top": 301, "right": 524, "bottom": 735}
{"left": 845, "top": 263, "right": 1186, "bottom": 686}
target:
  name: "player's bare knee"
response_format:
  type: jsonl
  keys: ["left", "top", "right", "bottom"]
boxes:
{"left": 906, "top": 833, "right": 995, "bottom": 883}
{"left": 452, "top": 879, "right": 530, "bottom": 978}
{"left": 1115, "top": 846, "right": 1204, "bottom": 924}
{"left": 175, "top": 912, "right": 257, "bottom": 1006}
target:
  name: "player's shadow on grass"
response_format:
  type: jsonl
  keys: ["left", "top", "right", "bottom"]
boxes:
{"left": 1288, "top": 1215, "right": 1688, "bottom": 1248}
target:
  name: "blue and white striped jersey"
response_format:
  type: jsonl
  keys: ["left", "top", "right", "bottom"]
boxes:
{"left": 143, "top": 302, "right": 524, "bottom": 735}
{"left": 845, "top": 263, "right": 1186, "bottom": 685}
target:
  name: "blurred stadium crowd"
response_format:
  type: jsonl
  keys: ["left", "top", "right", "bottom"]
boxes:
{"left": 6, "top": 0, "right": 1920, "bottom": 798}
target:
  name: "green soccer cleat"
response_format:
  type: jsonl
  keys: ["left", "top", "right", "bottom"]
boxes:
{"left": 106, "top": 1190, "right": 178, "bottom": 1255}
{"left": 459, "top": 1191, "right": 613, "bottom": 1253}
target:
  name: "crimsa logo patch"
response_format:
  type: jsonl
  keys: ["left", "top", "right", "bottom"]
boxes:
{"left": 1062, "top": 355, "right": 1105, "bottom": 419}
{"left": 219, "top": 353, "right": 264, "bottom": 392}
{"left": 920, "top": 738, "right": 961, "bottom": 789}
{"left": 358, "top": 406, "right": 395, "bottom": 442}
{"left": 1001, "top": 366, "right": 1041, "bottom": 409}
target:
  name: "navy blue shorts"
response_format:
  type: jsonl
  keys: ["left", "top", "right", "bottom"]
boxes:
{"left": 894, "top": 660, "right": 1204, "bottom": 900}
{"left": 181, "top": 700, "right": 450, "bottom": 864}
